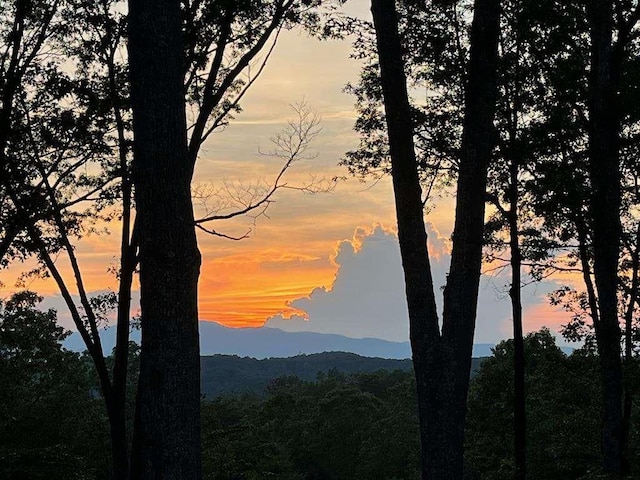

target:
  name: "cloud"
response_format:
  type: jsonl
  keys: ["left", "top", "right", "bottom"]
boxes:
{"left": 265, "top": 224, "right": 442, "bottom": 342}
{"left": 266, "top": 224, "right": 569, "bottom": 344}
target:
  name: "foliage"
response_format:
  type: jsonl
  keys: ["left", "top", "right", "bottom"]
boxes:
{"left": 199, "top": 331, "right": 639, "bottom": 480}
{"left": 1, "top": 1, "right": 340, "bottom": 476}
{"left": 0, "top": 291, "right": 108, "bottom": 480}
{"left": 4, "top": 311, "right": 640, "bottom": 480}
{"left": 202, "top": 369, "right": 420, "bottom": 480}
{"left": 466, "top": 330, "right": 602, "bottom": 479}
{"left": 341, "top": 0, "right": 471, "bottom": 197}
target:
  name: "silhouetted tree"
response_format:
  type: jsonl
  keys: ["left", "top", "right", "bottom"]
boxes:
{"left": 127, "top": 0, "right": 202, "bottom": 478}
{"left": 2, "top": 1, "right": 332, "bottom": 477}
{"left": 587, "top": 0, "right": 623, "bottom": 475}
{"left": 535, "top": 1, "right": 640, "bottom": 474}
{"left": 369, "top": 0, "right": 500, "bottom": 478}
{"left": 0, "top": 2, "right": 134, "bottom": 477}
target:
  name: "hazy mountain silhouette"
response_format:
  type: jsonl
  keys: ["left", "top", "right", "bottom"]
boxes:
{"left": 64, "top": 320, "right": 497, "bottom": 359}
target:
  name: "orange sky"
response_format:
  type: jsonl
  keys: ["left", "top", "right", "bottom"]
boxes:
{"left": 197, "top": 247, "right": 336, "bottom": 326}
{"left": 0, "top": 7, "right": 578, "bottom": 345}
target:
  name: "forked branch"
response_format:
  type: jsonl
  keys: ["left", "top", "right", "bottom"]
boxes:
{"left": 194, "top": 101, "right": 333, "bottom": 238}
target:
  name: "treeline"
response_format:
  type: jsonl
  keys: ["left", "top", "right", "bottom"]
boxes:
{"left": 0, "top": 292, "right": 110, "bottom": 479}
{"left": 2, "top": 295, "right": 637, "bottom": 479}
{"left": 200, "top": 352, "right": 485, "bottom": 398}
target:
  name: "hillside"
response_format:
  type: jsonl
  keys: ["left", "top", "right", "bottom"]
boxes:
{"left": 199, "top": 351, "right": 486, "bottom": 398}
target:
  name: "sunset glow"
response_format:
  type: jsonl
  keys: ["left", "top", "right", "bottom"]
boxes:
{"left": 0, "top": 7, "right": 578, "bottom": 345}
{"left": 197, "top": 247, "right": 337, "bottom": 327}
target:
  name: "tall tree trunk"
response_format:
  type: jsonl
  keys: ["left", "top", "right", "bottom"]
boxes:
{"left": 508, "top": 159, "right": 526, "bottom": 480}
{"left": 110, "top": 49, "right": 136, "bottom": 480}
{"left": 109, "top": 236, "right": 135, "bottom": 480}
{"left": 370, "top": 0, "right": 500, "bottom": 478}
{"left": 127, "top": 1, "right": 202, "bottom": 479}
{"left": 587, "top": 0, "right": 623, "bottom": 476}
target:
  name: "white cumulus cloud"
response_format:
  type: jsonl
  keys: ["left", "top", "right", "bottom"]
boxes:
{"left": 266, "top": 224, "right": 565, "bottom": 344}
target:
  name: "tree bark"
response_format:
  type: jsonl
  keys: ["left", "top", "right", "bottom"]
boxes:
{"left": 587, "top": 0, "right": 623, "bottom": 476}
{"left": 127, "top": 1, "right": 202, "bottom": 479}
{"left": 370, "top": 0, "right": 500, "bottom": 478}
{"left": 106, "top": 399, "right": 130, "bottom": 480}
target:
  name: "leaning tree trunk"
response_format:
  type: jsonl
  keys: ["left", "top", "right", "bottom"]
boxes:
{"left": 370, "top": 0, "right": 500, "bottom": 478}
{"left": 587, "top": 0, "right": 624, "bottom": 477}
{"left": 127, "top": 1, "right": 202, "bottom": 479}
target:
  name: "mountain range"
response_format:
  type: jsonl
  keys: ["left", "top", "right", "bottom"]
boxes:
{"left": 64, "top": 320, "right": 497, "bottom": 359}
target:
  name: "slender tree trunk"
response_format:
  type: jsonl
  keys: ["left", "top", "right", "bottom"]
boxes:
{"left": 438, "top": 0, "right": 500, "bottom": 475}
{"left": 17, "top": 186, "right": 132, "bottom": 479}
{"left": 587, "top": 0, "right": 623, "bottom": 476}
{"left": 370, "top": 0, "right": 500, "bottom": 478}
{"left": 504, "top": 4, "right": 526, "bottom": 475}
{"left": 127, "top": 0, "right": 202, "bottom": 479}
{"left": 109, "top": 243, "right": 135, "bottom": 480}
{"left": 109, "top": 48, "right": 136, "bottom": 480}
{"left": 508, "top": 159, "right": 526, "bottom": 480}
{"left": 621, "top": 224, "right": 640, "bottom": 475}
{"left": 0, "top": 3, "right": 132, "bottom": 479}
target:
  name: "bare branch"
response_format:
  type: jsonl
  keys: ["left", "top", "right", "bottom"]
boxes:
{"left": 187, "top": 0, "right": 295, "bottom": 167}
{"left": 194, "top": 101, "right": 331, "bottom": 237}
{"left": 195, "top": 223, "right": 251, "bottom": 241}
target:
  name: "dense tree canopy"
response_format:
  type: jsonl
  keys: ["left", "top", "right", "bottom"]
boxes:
{"left": 0, "top": 292, "right": 108, "bottom": 480}
{"left": 342, "top": 0, "right": 640, "bottom": 476}
{"left": 3, "top": 298, "right": 634, "bottom": 480}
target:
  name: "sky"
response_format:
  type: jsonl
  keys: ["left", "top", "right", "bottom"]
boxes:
{"left": 0, "top": 4, "right": 577, "bottom": 347}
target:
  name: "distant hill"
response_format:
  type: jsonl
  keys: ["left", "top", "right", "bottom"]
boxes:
{"left": 200, "top": 352, "right": 486, "bottom": 398}
{"left": 64, "top": 320, "right": 497, "bottom": 359}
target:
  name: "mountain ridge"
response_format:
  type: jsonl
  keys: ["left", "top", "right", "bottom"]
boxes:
{"left": 200, "top": 351, "right": 423, "bottom": 397}
{"left": 64, "top": 320, "right": 497, "bottom": 359}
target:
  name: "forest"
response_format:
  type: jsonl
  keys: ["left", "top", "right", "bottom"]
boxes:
{"left": 2, "top": 294, "right": 636, "bottom": 479}
{"left": 2, "top": 0, "right": 640, "bottom": 479}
